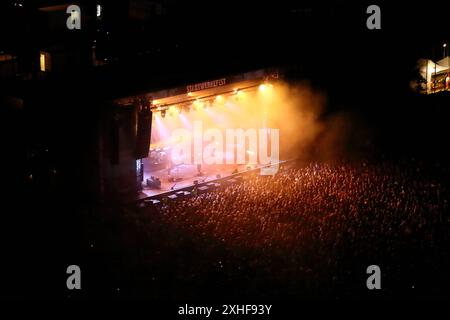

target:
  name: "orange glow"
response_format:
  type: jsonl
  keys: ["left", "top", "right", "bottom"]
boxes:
{"left": 151, "top": 81, "right": 328, "bottom": 162}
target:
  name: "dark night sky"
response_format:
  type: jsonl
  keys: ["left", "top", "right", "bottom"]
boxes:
{"left": 1, "top": 1, "right": 448, "bottom": 96}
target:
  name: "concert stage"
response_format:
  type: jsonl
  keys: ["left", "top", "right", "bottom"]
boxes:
{"left": 105, "top": 68, "right": 285, "bottom": 203}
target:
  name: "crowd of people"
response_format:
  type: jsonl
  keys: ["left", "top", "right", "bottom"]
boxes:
{"left": 88, "top": 160, "right": 450, "bottom": 299}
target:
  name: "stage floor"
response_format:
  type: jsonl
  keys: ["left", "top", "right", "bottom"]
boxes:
{"left": 141, "top": 163, "right": 265, "bottom": 198}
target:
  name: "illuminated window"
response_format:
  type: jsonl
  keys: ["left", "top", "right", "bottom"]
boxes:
{"left": 39, "top": 52, "right": 51, "bottom": 72}
{"left": 39, "top": 53, "right": 46, "bottom": 72}
{"left": 96, "top": 4, "right": 102, "bottom": 17}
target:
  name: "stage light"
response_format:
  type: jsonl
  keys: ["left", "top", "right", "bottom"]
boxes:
{"left": 215, "top": 95, "right": 225, "bottom": 104}
{"left": 161, "top": 110, "right": 166, "bottom": 118}
{"left": 259, "top": 83, "right": 273, "bottom": 93}
{"left": 193, "top": 99, "right": 203, "bottom": 110}
{"left": 259, "top": 84, "right": 268, "bottom": 92}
